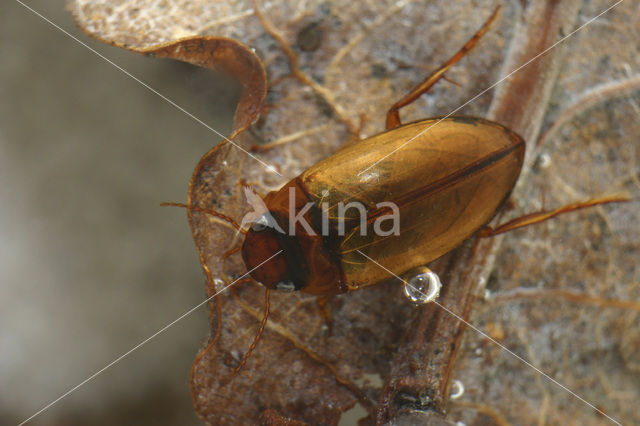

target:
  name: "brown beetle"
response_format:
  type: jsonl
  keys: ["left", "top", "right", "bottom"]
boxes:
{"left": 242, "top": 116, "right": 524, "bottom": 296}
{"left": 168, "top": 5, "right": 626, "bottom": 377}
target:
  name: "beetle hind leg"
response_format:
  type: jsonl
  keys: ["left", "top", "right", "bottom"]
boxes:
{"left": 479, "top": 194, "right": 630, "bottom": 237}
{"left": 385, "top": 6, "right": 501, "bottom": 130}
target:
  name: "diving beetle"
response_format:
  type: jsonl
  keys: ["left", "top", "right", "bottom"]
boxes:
{"left": 236, "top": 7, "right": 521, "bottom": 296}
{"left": 169, "top": 5, "right": 626, "bottom": 377}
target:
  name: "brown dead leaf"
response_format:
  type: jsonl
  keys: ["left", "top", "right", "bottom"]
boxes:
{"left": 69, "top": 0, "right": 639, "bottom": 425}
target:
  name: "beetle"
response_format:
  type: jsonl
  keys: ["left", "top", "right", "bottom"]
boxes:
{"left": 168, "top": 5, "right": 626, "bottom": 378}
{"left": 242, "top": 115, "right": 524, "bottom": 295}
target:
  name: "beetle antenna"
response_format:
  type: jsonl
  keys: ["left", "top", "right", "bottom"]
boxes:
{"left": 230, "top": 287, "right": 271, "bottom": 379}
{"left": 161, "top": 202, "right": 247, "bottom": 234}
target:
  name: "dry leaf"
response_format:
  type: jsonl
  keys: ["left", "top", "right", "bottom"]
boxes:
{"left": 69, "top": 0, "right": 639, "bottom": 424}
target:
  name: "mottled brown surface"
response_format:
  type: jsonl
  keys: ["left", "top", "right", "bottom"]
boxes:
{"left": 70, "top": 0, "right": 639, "bottom": 424}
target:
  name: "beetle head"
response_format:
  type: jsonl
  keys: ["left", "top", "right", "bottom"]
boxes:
{"left": 241, "top": 213, "right": 307, "bottom": 292}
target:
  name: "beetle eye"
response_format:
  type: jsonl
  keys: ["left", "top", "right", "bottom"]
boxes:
{"left": 275, "top": 280, "right": 296, "bottom": 292}
{"left": 251, "top": 215, "right": 269, "bottom": 232}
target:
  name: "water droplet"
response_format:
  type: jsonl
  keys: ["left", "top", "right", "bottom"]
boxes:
{"left": 450, "top": 380, "right": 464, "bottom": 399}
{"left": 403, "top": 267, "right": 441, "bottom": 304}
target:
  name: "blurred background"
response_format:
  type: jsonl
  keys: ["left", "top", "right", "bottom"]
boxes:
{"left": 1, "top": 1, "right": 238, "bottom": 424}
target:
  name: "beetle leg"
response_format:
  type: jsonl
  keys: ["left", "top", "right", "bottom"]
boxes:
{"left": 227, "top": 287, "right": 272, "bottom": 380}
{"left": 479, "top": 194, "right": 630, "bottom": 237}
{"left": 385, "top": 6, "right": 501, "bottom": 130}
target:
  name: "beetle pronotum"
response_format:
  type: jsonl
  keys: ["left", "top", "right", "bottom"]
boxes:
{"left": 166, "top": 4, "right": 627, "bottom": 381}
